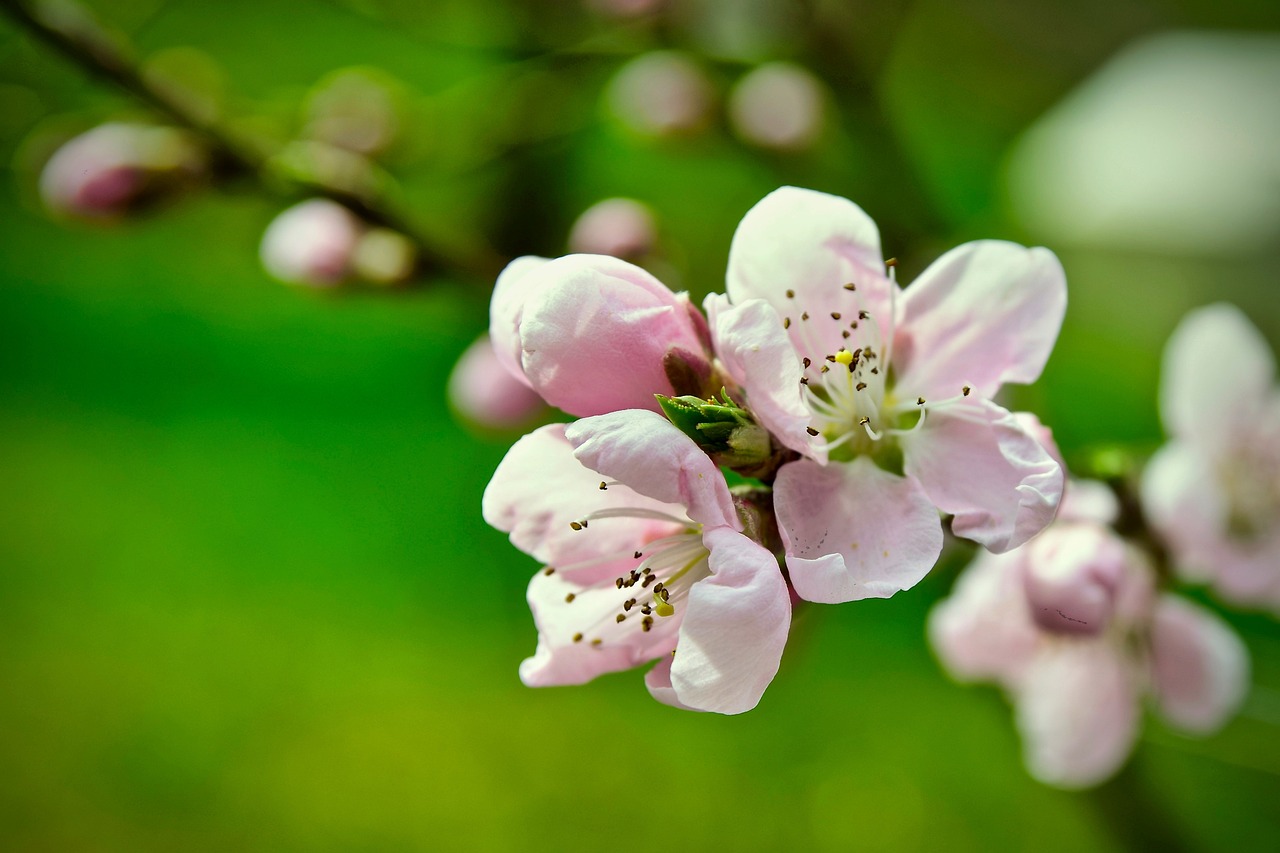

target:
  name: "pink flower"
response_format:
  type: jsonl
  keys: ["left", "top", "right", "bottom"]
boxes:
{"left": 606, "top": 52, "right": 714, "bottom": 138}
{"left": 482, "top": 410, "right": 791, "bottom": 713}
{"left": 260, "top": 199, "right": 363, "bottom": 287}
{"left": 728, "top": 63, "right": 826, "bottom": 152}
{"left": 1142, "top": 304, "right": 1280, "bottom": 612}
{"left": 39, "top": 123, "right": 204, "bottom": 219}
{"left": 488, "top": 253, "right": 713, "bottom": 417}
{"left": 709, "top": 186, "right": 1066, "bottom": 603}
{"left": 929, "top": 481, "right": 1250, "bottom": 788}
{"left": 447, "top": 336, "right": 546, "bottom": 429}
{"left": 567, "top": 198, "right": 657, "bottom": 259}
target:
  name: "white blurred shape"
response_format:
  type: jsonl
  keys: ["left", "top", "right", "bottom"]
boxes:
{"left": 448, "top": 336, "right": 546, "bottom": 429}
{"left": 567, "top": 198, "right": 656, "bottom": 257}
{"left": 260, "top": 199, "right": 362, "bottom": 287}
{"left": 1007, "top": 32, "right": 1280, "bottom": 255}
{"left": 728, "top": 62, "right": 825, "bottom": 151}
{"left": 606, "top": 52, "right": 713, "bottom": 137}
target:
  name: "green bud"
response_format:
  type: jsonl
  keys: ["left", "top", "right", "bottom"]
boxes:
{"left": 656, "top": 388, "right": 773, "bottom": 473}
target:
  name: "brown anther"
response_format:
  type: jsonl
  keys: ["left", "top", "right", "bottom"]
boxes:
{"left": 856, "top": 382, "right": 867, "bottom": 391}
{"left": 801, "top": 312, "right": 810, "bottom": 321}
{"left": 615, "top": 578, "right": 624, "bottom": 589}
{"left": 917, "top": 397, "right": 926, "bottom": 406}
{"left": 591, "top": 638, "right": 602, "bottom": 646}
{"left": 871, "top": 367, "right": 879, "bottom": 374}
{"left": 858, "top": 310, "right": 870, "bottom": 320}
{"left": 624, "top": 599, "right": 634, "bottom": 611}
{"left": 820, "top": 365, "right": 830, "bottom": 373}
{"left": 831, "top": 312, "right": 842, "bottom": 320}
{"left": 842, "top": 330, "right": 850, "bottom": 339}
{"left": 569, "top": 521, "right": 583, "bottom": 531}
{"left": 573, "top": 632, "right": 584, "bottom": 643}
{"left": 783, "top": 317, "right": 791, "bottom": 329}
{"left": 843, "top": 282, "right": 856, "bottom": 291}
{"left": 661, "top": 589, "right": 670, "bottom": 602}
{"left": 825, "top": 354, "right": 837, "bottom": 362}
{"left": 800, "top": 377, "right": 810, "bottom": 385}
{"left": 599, "top": 481, "right": 608, "bottom": 490}
{"left": 859, "top": 416, "right": 871, "bottom": 426}
{"left": 565, "top": 593, "right": 576, "bottom": 603}
{"left": 806, "top": 427, "right": 820, "bottom": 436}
{"left": 641, "top": 604, "right": 652, "bottom": 615}
{"left": 616, "top": 614, "right": 626, "bottom": 623}
{"left": 633, "top": 551, "right": 643, "bottom": 559}
{"left": 802, "top": 357, "right": 811, "bottom": 368}
{"left": 962, "top": 385, "right": 971, "bottom": 396}
{"left": 543, "top": 567, "right": 555, "bottom": 576}
{"left": 641, "top": 619, "right": 652, "bottom": 633}
{"left": 642, "top": 574, "right": 655, "bottom": 587}
{"left": 885, "top": 258, "right": 898, "bottom": 268}
{"left": 786, "top": 289, "right": 795, "bottom": 298}
{"left": 641, "top": 567, "right": 651, "bottom": 575}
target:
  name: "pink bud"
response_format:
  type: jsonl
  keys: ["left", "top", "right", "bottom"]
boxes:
{"left": 1022, "top": 525, "right": 1127, "bottom": 636}
{"left": 728, "top": 63, "right": 825, "bottom": 151}
{"left": 607, "top": 52, "right": 713, "bottom": 137}
{"left": 259, "top": 199, "right": 363, "bottom": 287}
{"left": 448, "top": 336, "right": 546, "bottom": 429}
{"left": 567, "top": 198, "right": 656, "bottom": 258}
{"left": 39, "top": 122, "right": 203, "bottom": 219}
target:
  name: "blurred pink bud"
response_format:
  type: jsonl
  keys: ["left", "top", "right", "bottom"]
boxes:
{"left": 1022, "top": 526, "right": 1127, "bottom": 636}
{"left": 728, "top": 62, "right": 826, "bottom": 151}
{"left": 607, "top": 52, "right": 714, "bottom": 137}
{"left": 352, "top": 228, "right": 417, "bottom": 285}
{"left": 39, "top": 122, "right": 204, "bottom": 219}
{"left": 448, "top": 336, "right": 545, "bottom": 429}
{"left": 303, "top": 68, "right": 402, "bottom": 156}
{"left": 567, "top": 198, "right": 657, "bottom": 258}
{"left": 259, "top": 199, "right": 363, "bottom": 287}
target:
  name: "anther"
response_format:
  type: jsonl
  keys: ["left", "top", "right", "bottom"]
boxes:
{"left": 843, "top": 282, "right": 856, "bottom": 291}
{"left": 962, "top": 386, "right": 971, "bottom": 396}
{"left": 826, "top": 354, "right": 837, "bottom": 363}
{"left": 802, "top": 357, "right": 811, "bottom": 368}
{"left": 591, "top": 638, "right": 602, "bottom": 646}
{"left": 616, "top": 614, "right": 626, "bottom": 623}
{"left": 573, "top": 632, "right": 583, "bottom": 643}
{"left": 569, "top": 521, "right": 583, "bottom": 531}
{"left": 641, "top": 604, "right": 652, "bottom": 615}
{"left": 633, "top": 551, "right": 643, "bottom": 559}
{"left": 801, "top": 311, "right": 810, "bottom": 321}
{"left": 858, "top": 310, "right": 870, "bottom": 320}
{"left": 641, "top": 567, "right": 651, "bottom": 575}
{"left": 871, "top": 367, "right": 879, "bottom": 374}
{"left": 800, "top": 377, "right": 809, "bottom": 385}
{"left": 786, "top": 289, "right": 795, "bottom": 298}
{"left": 807, "top": 427, "right": 820, "bottom": 437}
{"left": 842, "top": 330, "right": 850, "bottom": 339}
{"left": 859, "top": 417, "right": 871, "bottom": 426}
{"left": 624, "top": 599, "right": 634, "bottom": 611}
{"left": 831, "top": 312, "right": 842, "bottom": 320}
{"left": 917, "top": 397, "right": 925, "bottom": 406}
{"left": 856, "top": 382, "right": 867, "bottom": 391}
{"left": 783, "top": 317, "right": 791, "bottom": 329}
{"left": 565, "top": 593, "right": 575, "bottom": 603}
{"left": 615, "top": 578, "right": 624, "bottom": 589}
{"left": 820, "top": 365, "right": 830, "bottom": 373}
{"left": 642, "top": 617, "right": 653, "bottom": 633}
{"left": 543, "top": 567, "right": 555, "bottom": 576}
{"left": 885, "top": 258, "right": 898, "bottom": 268}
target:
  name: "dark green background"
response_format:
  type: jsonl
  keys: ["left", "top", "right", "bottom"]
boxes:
{"left": 2, "top": 0, "right": 1278, "bottom": 849}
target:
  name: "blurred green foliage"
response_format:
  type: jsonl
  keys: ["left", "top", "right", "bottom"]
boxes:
{"left": 2, "top": 0, "right": 1279, "bottom": 850}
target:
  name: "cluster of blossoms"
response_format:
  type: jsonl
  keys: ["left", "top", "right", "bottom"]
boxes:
{"left": 482, "top": 186, "right": 1070, "bottom": 713}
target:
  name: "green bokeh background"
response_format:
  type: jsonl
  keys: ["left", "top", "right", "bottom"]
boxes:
{"left": 2, "top": 1, "right": 1278, "bottom": 850}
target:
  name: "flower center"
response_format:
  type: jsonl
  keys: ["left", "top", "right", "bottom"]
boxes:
{"left": 1221, "top": 427, "right": 1280, "bottom": 541}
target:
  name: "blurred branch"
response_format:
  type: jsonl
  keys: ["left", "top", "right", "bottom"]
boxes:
{"left": 0, "top": 0, "right": 503, "bottom": 283}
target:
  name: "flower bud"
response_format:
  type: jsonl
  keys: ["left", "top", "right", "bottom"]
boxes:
{"left": 728, "top": 63, "right": 826, "bottom": 151}
{"left": 259, "top": 199, "right": 362, "bottom": 287}
{"left": 39, "top": 122, "right": 204, "bottom": 219}
{"left": 568, "top": 198, "right": 656, "bottom": 258}
{"left": 448, "top": 336, "right": 546, "bottom": 429}
{"left": 1022, "top": 525, "right": 1127, "bottom": 636}
{"left": 656, "top": 390, "right": 772, "bottom": 474}
{"left": 606, "top": 52, "right": 713, "bottom": 138}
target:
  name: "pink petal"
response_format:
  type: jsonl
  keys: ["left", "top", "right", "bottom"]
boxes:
{"left": 704, "top": 293, "right": 815, "bottom": 457}
{"left": 668, "top": 527, "right": 791, "bottom": 714}
{"left": 1015, "top": 642, "right": 1141, "bottom": 789}
{"left": 448, "top": 336, "right": 545, "bottom": 428}
{"left": 902, "top": 398, "right": 1064, "bottom": 553}
{"left": 566, "top": 410, "right": 739, "bottom": 530}
{"left": 515, "top": 254, "right": 710, "bottom": 417}
{"left": 894, "top": 241, "right": 1067, "bottom": 400}
{"left": 928, "top": 551, "right": 1040, "bottom": 687}
{"left": 1140, "top": 442, "right": 1226, "bottom": 584}
{"left": 1160, "top": 303, "right": 1274, "bottom": 449}
{"left": 1149, "top": 595, "right": 1249, "bottom": 733}
{"left": 726, "top": 186, "right": 896, "bottom": 360}
{"left": 519, "top": 567, "right": 681, "bottom": 687}
{"left": 482, "top": 424, "right": 687, "bottom": 583}
{"left": 643, "top": 655, "right": 699, "bottom": 711}
{"left": 775, "top": 456, "right": 943, "bottom": 603}
{"left": 488, "top": 255, "right": 551, "bottom": 386}
{"left": 1057, "top": 479, "right": 1119, "bottom": 526}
